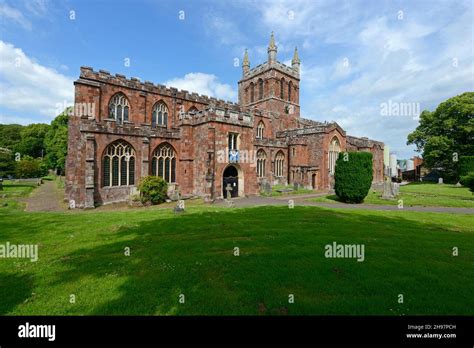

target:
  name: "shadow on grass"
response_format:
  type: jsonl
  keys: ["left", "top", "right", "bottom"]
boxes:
{"left": 0, "top": 273, "right": 34, "bottom": 314}
{"left": 4, "top": 206, "right": 474, "bottom": 315}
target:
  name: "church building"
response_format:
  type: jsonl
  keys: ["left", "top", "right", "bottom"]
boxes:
{"left": 66, "top": 33, "right": 384, "bottom": 208}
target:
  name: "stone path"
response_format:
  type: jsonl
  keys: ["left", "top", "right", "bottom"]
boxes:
{"left": 23, "top": 183, "right": 473, "bottom": 215}
{"left": 25, "top": 180, "right": 65, "bottom": 212}
{"left": 213, "top": 194, "right": 474, "bottom": 214}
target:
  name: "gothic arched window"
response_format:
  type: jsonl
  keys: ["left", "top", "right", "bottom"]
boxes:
{"left": 152, "top": 102, "right": 168, "bottom": 127}
{"left": 288, "top": 81, "right": 292, "bottom": 102}
{"left": 256, "top": 121, "right": 265, "bottom": 139}
{"left": 250, "top": 82, "right": 255, "bottom": 103}
{"left": 103, "top": 140, "right": 135, "bottom": 187}
{"left": 109, "top": 93, "right": 129, "bottom": 124}
{"left": 152, "top": 143, "right": 176, "bottom": 183}
{"left": 257, "top": 149, "right": 266, "bottom": 178}
{"left": 258, "top": 79, "right": 264, "bottom": 100}
{"left": 275, "top": 151, "right": 285, "bottom": 178}
{"left": 328, "top": 137, "right": 341, "bottom": 175}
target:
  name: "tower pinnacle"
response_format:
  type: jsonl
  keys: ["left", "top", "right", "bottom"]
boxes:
{"left": 291, "top": 47, "right": 300, "bottom": 74}
{"left": 242, "top": 49, "right": 250, "bottom": 76}
{"left": 267, "top": 32, "right": 277, "bottom": 64}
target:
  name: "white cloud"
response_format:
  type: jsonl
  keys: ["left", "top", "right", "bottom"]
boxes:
{"left": 24, "top": 0, "right": 49, "bottom": 17}
{"left": 0, "top": 3, "right": 32, "bottom": 30}
{"left": 164, "top": 72, "right": 237, "bottom": 102}
{"left": 251, "top": 0, "right": 473, "bottom": 158}
{"left": 0, "top": 41, "right": 74, "bottom": 121}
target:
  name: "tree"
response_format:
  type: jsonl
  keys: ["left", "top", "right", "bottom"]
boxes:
{"left": 0, "top": 149, "right": 15, "bottom": 177}
{"left": 407, "top": 92, "right": 474, "bottom": 182}
{"left": 16, "top": 123, "right": 50, "bottom": 159}
{"left": 15, "top": 156, "right": 48, "bottom": 179}
{"left": 45, "top": 110, "right": 69, "bottom": 174}
{"left": 0, "top": 124, "right": 23, "bottom": 150}
{"left": 334, "top": 152, "right": 373, "bottom": 203}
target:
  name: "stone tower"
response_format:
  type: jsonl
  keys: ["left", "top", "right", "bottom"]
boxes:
{"left": 238, "top": 33, "right": 300, "bottom": 131}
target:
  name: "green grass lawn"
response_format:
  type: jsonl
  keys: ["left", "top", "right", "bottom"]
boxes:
{"left": 1, "top": 182, "right": 473, "bottom": 315}
{"left": 311, "top": 182, "right": 474, "bottom": 208}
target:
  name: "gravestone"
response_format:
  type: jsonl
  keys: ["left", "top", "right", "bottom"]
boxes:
{"left": 438, "top": 177, "right": 443, "bottom": 184}
{"left": 264, "top": 182, "right": 271, "bottom": 195}
{"left": 288, "top": 199, "right": 294, "bottom": 209}
{"left": 382, "top": 176, "right": 399, "bottom": 199}
{"left": 293, "top": 182, "right": 299, "bottom": 191}
{"left": 169, "top": 190, "right": 180, "bottom": 201}
{"left": 225, "top": 183, "right": 233, "bottom": 200}
{"left": 174, "top": 200, "right": 185, "bottom": 213}
{"left": 0, "top": 178, "right": 3, "bottom": 191}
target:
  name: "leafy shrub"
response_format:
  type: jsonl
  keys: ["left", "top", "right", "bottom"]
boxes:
{"left": 137, "top": 175, "right": 168, "bottom": 204}
{"left": 334, "top": 152, "right": 373, "bottom": 203}
{"left": 459, "top": 172, "right": 474, "bottom": 193}
{"left": 15, "top": 156, "right": 48, "bottom": 178}
{"left": 459, "top": 156, "right": 474, "bottom": 177}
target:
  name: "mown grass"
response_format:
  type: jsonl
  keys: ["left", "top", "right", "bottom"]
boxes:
{"left": 0, "top": 182, "right": 473, "bottom": 315}
{"left": 310, "top": 183, "right": 474, "bottom": 208}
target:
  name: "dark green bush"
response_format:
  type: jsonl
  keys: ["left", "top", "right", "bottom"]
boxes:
{"left": 334, "top": 152, "right": 373, "bottom": 203}
{"left": 459, "top": 172, "right": 474, "bottom": 193}
{"left": 137, "top": 175, "right": 168, "bottom": 204}
{"left": 459, "top": 156, "right": 474, "bottom": 177}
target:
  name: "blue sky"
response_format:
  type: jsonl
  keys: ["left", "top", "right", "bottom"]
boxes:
{"left": 0, "top": 0, "right": 472, "bottom": 158}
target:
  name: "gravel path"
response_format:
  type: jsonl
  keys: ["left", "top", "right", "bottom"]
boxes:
{"left": 25, "top": 180, "right": 66, "bottom": 212}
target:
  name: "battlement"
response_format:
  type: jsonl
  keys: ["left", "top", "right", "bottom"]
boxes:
{"left": 178, "top": 104, "right": 253, "bottom": 127}
{"left": 78, "top": 66, "right": 240, "bottom": 110}
{"left": 346, "top": 135, "right": 384, "bottom": 149}
{"left": 241, "top": 60, "right": 299, "bottom": 81}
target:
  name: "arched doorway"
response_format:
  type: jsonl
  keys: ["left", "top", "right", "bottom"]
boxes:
{"left": 223, "top": 165, "right": 239, "bottom": 198}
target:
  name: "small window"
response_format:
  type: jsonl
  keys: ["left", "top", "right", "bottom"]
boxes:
{"left": 152, "top": 102, "right": 169, "bottom": 127}
{"left": 109, "top": 94, "right": 130, "bottom": 124}
{"left": 288, "top": 81, "right": 292, "bottom": 102}
{"left": 257, "top": 150, "right": 266, "bottom": 177}
{"left": 228, "top": 133, "right": 238, "bottom": 151}
{"left": 275, "top": 151, "right": 285, "bottom": 178}
{"left": 250, "top": 82, "right": 255, "bottom": 103}
{"left": 256, "top": 121, "right": 265, "bottom": 139}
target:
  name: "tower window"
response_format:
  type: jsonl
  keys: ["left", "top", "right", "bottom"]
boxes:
{"left": 258, "top": 79, "right": 263, "bottom": 100}
{"left": 256, "top": 121, "right": 265, "bottom": 139}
